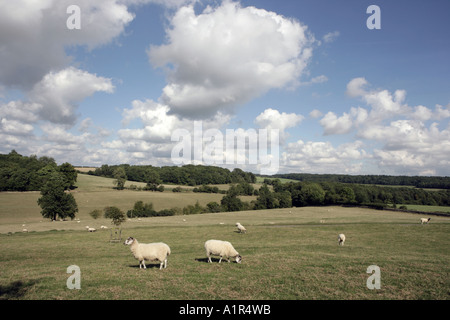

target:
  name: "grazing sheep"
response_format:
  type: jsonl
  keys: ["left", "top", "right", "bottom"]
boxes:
{"left": 22, "top": 228, "right": 28, "bottom": 233}
{"left": 123, "top": 237, "right": 171, "bottom": 270}
{"left": 420, "top": 218, "right": 431, "bottom": 225}
{"left": 236, "top": 222, "right": 247, "bottom": 234}
{"left": 205, "top": 240, "right": 242, "bottom": 264}
{"left": 85, "top": 226, "right": 96, "bottom": 232}
{"left": 100, "top": 225, "right": 108, "bottom": 229}
{"left": 338, "top": 234, "right": 346, "bottom": 246}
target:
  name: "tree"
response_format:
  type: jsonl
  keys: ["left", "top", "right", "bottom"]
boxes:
{"left": 221, "top": 186, "right": 244, "bottom": 212}
{"left": 104, "top": 206, "right": 126, "bottom": 226}
{"left": 295, "top": 183, "right": 325, "bottom": 206}
{"left": 58, "top": 162, "right": 77, "bottom": 190}
{"left": 89, "top": 209, "right": 102, "bottom": 219}
{"left": 207, "top": 201, "right": 222, "bottom": 213}
{"left": 254, "top": 184, "right": 276, "bottom": 209}
{"left": 113, "top": 167, "right": 127, "bottom": 190}
{"left": 37, "top": 173, "right": 78, "bottom": 221}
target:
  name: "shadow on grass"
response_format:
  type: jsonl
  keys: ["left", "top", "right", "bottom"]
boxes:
{"left": 0, "top": 280, "right": 39, "bottom": 300}
{"left": 128, "top": 264, "right": 163, "bottom": 269}
{"left": 195, "top": 257, "right": 237, "bottom": 263}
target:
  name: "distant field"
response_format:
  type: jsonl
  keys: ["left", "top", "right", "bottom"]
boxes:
{"left": 400, "top": 204, "right": 450, "bottom": 213}
{"left": 1, "top": 173, "right": 449, "bottom": 300}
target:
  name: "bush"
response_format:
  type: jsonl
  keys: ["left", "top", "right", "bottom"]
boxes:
{"left": 104, "top": 206, "right": 126, "bottom": 226}
{"left": 89, "top": 209, "right": 102, "bottom": 219}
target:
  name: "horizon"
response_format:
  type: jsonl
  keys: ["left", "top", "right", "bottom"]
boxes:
{"left": 1, "top": 0, "right": 449, "bottom": 176}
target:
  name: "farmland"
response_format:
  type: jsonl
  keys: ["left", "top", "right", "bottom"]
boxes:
{"left": 0, "top": 174, "right": 449, "bottom": 300}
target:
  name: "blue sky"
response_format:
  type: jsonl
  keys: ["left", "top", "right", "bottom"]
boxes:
{"left": 0, "top": 0, "right": 449, "bottom": 176}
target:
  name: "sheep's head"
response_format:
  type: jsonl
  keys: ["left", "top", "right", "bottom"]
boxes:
{"left": 124, "top": 237, "right": 135, "bottom": 246}
{"left": 235, "top": 255, "right": 242, "bottom": 264}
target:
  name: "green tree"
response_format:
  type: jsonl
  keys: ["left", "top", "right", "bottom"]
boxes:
{"left": 221, "top": 186, "right": 244, "bottom": 212}
{"left": 58, "top": 162, "right": 77, "bottom": 190}
{"left": 113, "top": 167, "right": 127, "bottom": 190}
{"left": 104, "top": 206, "right": 126, "bottom": 226}
{"left": 254, "top": 184, "right": 276, "bottom": 209}
{"left": 296, "top": 183, "right": 325, "bottom": 206}
{"left": 37, "top": 173, "right": 78, "bottom": 221}
{"left": 89, "top": 209, "right": 102, "bottom": 219}
{"left": 206, "top": 201, "right": 222, "bottom": 213}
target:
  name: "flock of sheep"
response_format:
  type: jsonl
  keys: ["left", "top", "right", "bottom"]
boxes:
{"left": 120, "top": 216, "right": 433, "bottom": 270}
{"left": 121, "top": 221, "right": 347, "bottom": 270}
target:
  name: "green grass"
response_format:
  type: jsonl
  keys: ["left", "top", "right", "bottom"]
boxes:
{"left": 0, "top": 174, "right": 449, "bottom": 300}
{"left": 1, "top": 214, "right": 449, "bottom": 300}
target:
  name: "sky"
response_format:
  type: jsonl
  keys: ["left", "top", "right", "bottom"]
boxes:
{"left": 0, "top": 0, "right": 449, "bottom": 176}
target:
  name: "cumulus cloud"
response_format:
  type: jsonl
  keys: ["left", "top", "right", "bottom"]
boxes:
{"left": 281, "top": 139, "right": 366, "bottom": 174}
{"left": 254, "top": 108, "right": 304, "bottom": 142}
{"left": 318, "top": 78, "right": 450, "bottom": 175}
{"left": 29, "top": 67, "right": 115, "bottom": 125}
{"left": 319, "top": 111, "right": 353, "bottom": 135}
{"left": 148, "top": 0, "right": 315, "bottom": 118}
{"left": 0, "top": 0, "right": 134, "bottom": 90}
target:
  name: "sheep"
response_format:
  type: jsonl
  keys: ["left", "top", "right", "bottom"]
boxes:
{"left": 420, "top": 218, "right": 431, "bottom": 225}
{"left": 22, "top": 228, "right": 28, "bottom": 233}
{"left": 100, "top": 225, "right": 108, "bottom": 229}
{"left": 123, "top": 237, "right": 171, "bottom": 270}
{"left": 338, "top": 233, "right": 346, "bottom": 246}
{"left": 205, "top": 239, "right": 242, "bottom": 264}
{"left": 236, "top": 222, "right": 247, "bottom": 234}
{"left": 85, "top": 226, "right": 96, "bottom": 232}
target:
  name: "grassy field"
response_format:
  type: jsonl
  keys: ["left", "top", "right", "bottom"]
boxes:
{"left": 0, "top": 174, "right": 449, "bottom": 300}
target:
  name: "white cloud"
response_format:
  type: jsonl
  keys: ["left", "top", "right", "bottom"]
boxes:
{"left": 319, "top": 111, "right": 353, "bottom": 135}
{"left": 282, "top": 139, "right": 366, "bottom": 174}
{"left": 322, "top": 31, "right": 340, "bottom": 43}
{"left": 254, "top": 108, "right": 303, "bottom": 142}
{"left": 309, "top": 109, "right": 323, "bottom": 119}
{"left": 29, "top": 67, "right": 114, "bottom": 125}
{"left": 346, "top": 77, "right": 369, "bottom": 98}
{"left": 318, "top": 78, "right": 450, "bottom": 175}
{"left": 148, "top": 0, "right": 315, "bottom": 118}
{"left": 0, "top": 0, "right": 134, "bottom": 89}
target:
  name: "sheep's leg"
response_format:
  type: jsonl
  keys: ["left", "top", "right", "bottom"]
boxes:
{"left": 164, "top": 259, "right": 167, "bottom": 269}
{"left": 219, "top": 256, "right": 222, "bottom": 263}
{"left": 160, "top": 262, "right": 163, "bottom": 270}
{"left": 142, "top": 260, "right": 147, "bottom": 269}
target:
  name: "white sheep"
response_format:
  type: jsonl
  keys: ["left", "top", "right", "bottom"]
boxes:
{"left": 236, "top": 222, "right": 247, "bottom": 234}
{"left": 85, "top": 226, "right": 96, "bottom": 232}
{"left": 205, "top": 239, "right": 242, "bottom": 264}
{"left": 338, "top": 233, "right": 346, "bottom": 246}
{"left": 123, "top": 237, "right": 171, "bottom": 270}
{"left": 100, "top": 225, "right": 108, "bottom": 229}
{"left": 420, "top": 218, "right": 431, "bottom": 225}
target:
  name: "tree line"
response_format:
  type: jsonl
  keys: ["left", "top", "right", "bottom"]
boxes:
{"left": 269, "top": 173, "right": 450, "bottom": 189}
{"left": 0, "top": 150, "right": 77, "bottom": 191}
{"left": 89, "top": 164, "right": 256, "bottom": 186}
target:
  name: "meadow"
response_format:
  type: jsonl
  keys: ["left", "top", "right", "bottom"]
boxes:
{"left": 0, "top": 174, "right": 449, "bottom": 300}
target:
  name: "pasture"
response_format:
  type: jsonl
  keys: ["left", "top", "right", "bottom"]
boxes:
{"left": 0, "top": 174, "right": 449, "bottom": 300}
